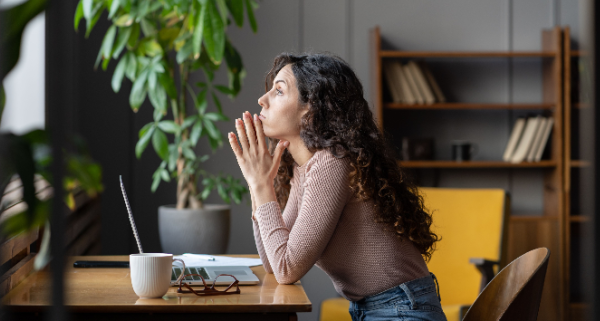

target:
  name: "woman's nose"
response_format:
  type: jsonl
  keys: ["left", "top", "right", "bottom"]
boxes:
{"left": 258, "top": 93, "right": 268, "bottom": 108}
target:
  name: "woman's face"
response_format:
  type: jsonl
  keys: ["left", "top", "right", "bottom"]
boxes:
{"left": 257, "top": 64, "right": 307, "bottom": 140}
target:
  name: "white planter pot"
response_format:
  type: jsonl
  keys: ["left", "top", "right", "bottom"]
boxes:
{"left": 158, "top": 204, "right": 230, "bottom": 255}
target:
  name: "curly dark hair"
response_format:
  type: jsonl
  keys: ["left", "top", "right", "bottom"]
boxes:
{"left": 264, "top": 52, "right": 440, "bottom": 261}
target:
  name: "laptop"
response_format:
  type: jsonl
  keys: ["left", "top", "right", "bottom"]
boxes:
{"left": 118, "top": 175, "right": 259, "bottom": 287}
{"left": 171, "top": 265, "right": 259, "bottom": 286}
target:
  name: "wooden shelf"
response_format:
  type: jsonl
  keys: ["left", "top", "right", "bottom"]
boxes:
{"left": 570, "top": 51, "right": 588, "bottom": 57}
{"left": 380, "top": 50, "right": 557, "bottom": 58}
{"left": 570, "top": 160, "right": 590, "bottom": 168}
{"left": 385, "top": 103, "right": 554, "bottom": 110}
{"left": 570, "top": 215, "right": 590, "bottom": 222}
{"left": 510, "top": 216, "right": 559, "bottom": 221}
{"left": 398, "top": 160, "right": 557, "bottom": 168}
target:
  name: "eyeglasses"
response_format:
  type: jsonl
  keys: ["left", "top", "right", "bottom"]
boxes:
{"left": 177, "top": 274, "right": 240, "bottom": 296}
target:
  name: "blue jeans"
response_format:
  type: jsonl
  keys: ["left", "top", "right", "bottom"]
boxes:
{"left": 349, "top": 273, "right": 447, "bottom": 321}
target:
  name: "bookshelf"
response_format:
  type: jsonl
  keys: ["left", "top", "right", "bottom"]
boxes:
{"left": 370, "top": 26, "right": 565, "bottom": 321}
{"left": 563, "top": 26, "right": 589, "bottom": 321}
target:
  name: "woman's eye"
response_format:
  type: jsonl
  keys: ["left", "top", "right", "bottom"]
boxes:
{"left": 276, "top": 89, "right": 283, "bottom": 95}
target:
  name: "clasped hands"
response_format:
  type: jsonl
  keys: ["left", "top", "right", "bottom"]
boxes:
{"left": 228, "top": 111, "right": 289, "bottom": 200}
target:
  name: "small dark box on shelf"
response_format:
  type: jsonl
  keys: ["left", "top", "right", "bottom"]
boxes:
{"left": 401, "top": 137, "right": 434, "bottom": 160}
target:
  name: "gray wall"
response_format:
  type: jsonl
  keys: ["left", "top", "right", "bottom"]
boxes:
{"left": 74, "top": 1, "right": 580, "bottom": 321}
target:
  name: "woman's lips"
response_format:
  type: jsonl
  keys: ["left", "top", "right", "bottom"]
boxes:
{"left": 258, "top": 114, "right": 266, "bottom": 120}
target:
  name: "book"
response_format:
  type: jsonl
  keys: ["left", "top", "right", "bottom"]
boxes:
{"left": 408, "top": 61, "right": 436, "bottom": 104}
{"left": 533, "top": 117, "right": 554, "bottom": 162}
{"left": 503, "top": 117, "right": 526, "bottom": 162}
{"left": 418, "top": 61, "right": 446, "bottom": 103}
{"left": 402, "top": 64, "right": 425, "bottom": 104}
{"left": 510, "top": 115, "right": 542, "bottom": 163}
{"left": 393, "top": 61, "right": 416, "bottom": 104}
{"left": 383, "top": 61, "right": 403, "bottom": 103}
{"left": 526, "top": 117, "right": 548, "bottom": 162}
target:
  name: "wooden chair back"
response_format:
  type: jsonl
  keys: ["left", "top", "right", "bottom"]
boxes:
{"left": 463, "top": 247, "right": 550, "bottom": 321}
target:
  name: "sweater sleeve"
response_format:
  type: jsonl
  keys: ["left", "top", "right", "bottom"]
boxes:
{"left": 252, "top": 171, "right": 302, "bottom": 274}
{"left": 254, "top": 153, "right": 351, "bottom": 284}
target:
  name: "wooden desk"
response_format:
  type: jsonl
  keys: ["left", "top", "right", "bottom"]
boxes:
{"left": 2, "top": 255, "right": 311, "bottom": 320}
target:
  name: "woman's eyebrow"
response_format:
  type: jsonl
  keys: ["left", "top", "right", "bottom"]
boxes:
{"left": 274, "top": 79, "right": 286, "bottom": 86}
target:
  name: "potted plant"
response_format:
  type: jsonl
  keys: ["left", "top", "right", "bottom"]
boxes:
{"left": 75, "top": 0, "right": 257, "bottom": 254}
{"left": 1, "top": 0, "right": 104, "bottom": 270}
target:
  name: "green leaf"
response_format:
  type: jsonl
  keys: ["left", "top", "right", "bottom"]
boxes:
{"left": 136, "top": 0, "right": 150, "bottom": 21}
{"left": 142, "top": 39, "right": 163, "bottom": 57}
{"left": 102, "top": 25, "right": 117, "bottom": 60}
{"left": 160, "top": 169, "right": 170, "bottom": 182}
{"left": 158, "top": 27, "right": 179, "bottom": 49}
{"left": 129, "top": 68, "right": 149, "bottom": 111}
{"left": 152, "top": 129, "right": 169, "bottom": 161}
{"left": 182, "top": 146, "right": 196, "bottom": 160}
{"left": 111, "top": 56, "right": 127, "bottom": 93}
{"left": 168, "top": 144, "right": 177, "bottom": 171}
{"left": 231, "top": 187, "right": 241, "bottom": 203}
{"left": 114, "top": 14, "right": 133, "bottom": 27}
{"left": 85, "top": 2, "right": 104, "bottom": 38}
{"left": 139, "top": 122, "right": 154, "bottom": 138}
{"left": 201, "top": 186, "right": 211, "bottom": 200}
{"left": 136, "top": 125, "right": 155, "bottom": 158}
{"left": 192, "top": 0, "right": 207, "bottom": 59}
{"left": 245, "top": 0, "right": 257, "bottom": 33}
{"left": 148, "top": 85, "right": 167, "bottom": 112}
{"left": 226, "top": 0, "right": 244, "bottom": 27}
{"left": 140, "top": 18, "right": 157, "bottom": 36}
{"left": 74, "top": 0, "right": 84, "bottom": 30}
{"left": 190, "top": 121, "right": 203, "bottom": 146}
{"left": 196, "top": 90, "right": 208, "bottom": 113}
{"left": 153, "top": 105, "right": 164, "bottom": 122}
{"left": 158, "top": 72, "right": 177, "bottom": 99}
{"left": 182, "top": 115, "right": 198, "bottom": 129}
{"left": 127, "top": 23, "right": 140, "bottom": 48}
{"left": 202, "top": 0, "right": 225, "bottom": 64}
{"left": 214, "top": 84, "right": 234, "bottom": 95}
{"left": 211, "top": 92, "right": 223, "bottom": 113}
{"left": 82, "top": 0, "right": 93, "bottom": 21}
{"left": 158, "top": 120, "right": 179, "bottom": 134}
{"left": 203, "top": 118, "right": 220, "bottom": 139}
{"left": 124, "top": 52, "right": 137, "bottom": 80}
{"left": 108, "top": 0, "right": 120, "bottom": 19}
{"left": 151, "top": 169, "right": 161, "bottom": 192}
{"left": 176, "top": 40, "right": 193, "bottom": 64}
{"left": 148, "top": 71, "right": 157, "bottom": 90}
{"left": 217, "top": 184, "right": 229, "bottom": 202}
{"left": 112, "top": 26, "right": 132, "bottom": 59}
{"left": 224, "top": 40, "right": 244, "bottom": 97}
{"left": 204, "top": 112, "right": 228, "bottom": 121}
{"left": 216, "top": 0, "right": 229, "bottom": 27}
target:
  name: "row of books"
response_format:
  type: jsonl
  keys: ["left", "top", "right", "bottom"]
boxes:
{"left": 383, "top": 60, "right": 446, "bottom": 104}
{"left": 503, "top": 116, "right": 554, "bottom": 163}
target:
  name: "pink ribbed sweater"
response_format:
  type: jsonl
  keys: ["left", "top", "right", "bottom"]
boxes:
{"left": 252, "top": 149, "right": 430, "bottom": 301}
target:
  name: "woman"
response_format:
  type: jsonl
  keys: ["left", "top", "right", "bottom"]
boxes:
{"left": 228, "top": 52, "right": 446, "bottom": 321}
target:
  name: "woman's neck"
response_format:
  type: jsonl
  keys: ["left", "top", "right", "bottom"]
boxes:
{"left": 286, "top": 137, "right": 314, "bottom": 167}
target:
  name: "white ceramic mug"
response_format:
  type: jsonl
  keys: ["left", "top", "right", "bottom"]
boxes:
{"left": 130, "top": 253, "right": 186, "bottom": 299}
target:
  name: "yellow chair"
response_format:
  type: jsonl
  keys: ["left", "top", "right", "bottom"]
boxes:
{"left": 320, "top": 187, "right": 509, "bottom": 321}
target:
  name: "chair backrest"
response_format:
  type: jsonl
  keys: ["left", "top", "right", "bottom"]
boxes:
{"left": 420, "top": 187, "right": 509, "bottom": 306}
{"left": 463, "top": 247, "right": 550, "bottom": 321}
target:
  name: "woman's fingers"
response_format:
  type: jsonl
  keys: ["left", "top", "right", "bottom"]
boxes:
{"left": 235, "top": 118, "right": 250, "bottom": 152}
{"left": 272, "top": 140, "right": 289, "bottom": 169}
{"left": 254, "top": 114, "right": 267, "bottom": 152}
{"left": 242, "top": 111, "right": 257, "bottom": 151}
{"left": 228, "top": 132, "right": 243, "bottom": 160}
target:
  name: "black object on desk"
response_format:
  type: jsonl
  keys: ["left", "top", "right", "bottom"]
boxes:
{"left": 73, "top": 261, "right": 129, "bottom": 268}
